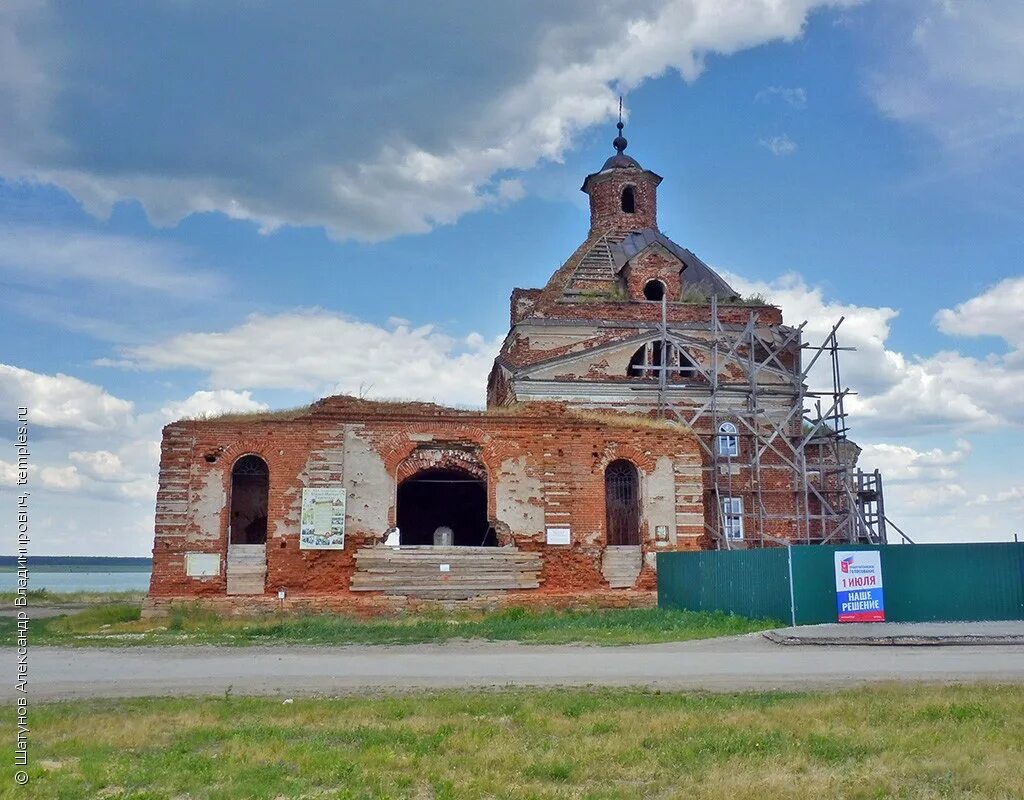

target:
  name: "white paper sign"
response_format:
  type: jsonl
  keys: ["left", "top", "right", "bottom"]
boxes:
{"left": 546, "top": 527, "right": 571, "bottom": 545}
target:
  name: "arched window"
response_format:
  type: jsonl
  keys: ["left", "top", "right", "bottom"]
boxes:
{"left": 628, "top": 342, "right": 698, "bottom": 380}
{"left": 643, "top": 279, "right": 665, "bottom": 301}
{"left": 620, "top": 186, "right": 636, "bottom": 213}
{"left": 605, "top": 460, "right": 640, "bottom": 546}
{"left": 230, "top": 455, "right": 269, "bottom": 545}
{"left": 718, "top": 422, "right": 739, "bottom": 458}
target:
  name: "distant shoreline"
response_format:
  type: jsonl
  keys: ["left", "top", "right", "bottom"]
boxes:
{"left": 0, "top": 566, "right": 151, "bottom": 573}
{"left": 0, "top": 556, "right": 152, "bottom": 572}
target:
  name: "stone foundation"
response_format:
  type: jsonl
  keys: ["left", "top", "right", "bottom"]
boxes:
{"left": 141, "top": 589, "right": 658, "bottom": 619}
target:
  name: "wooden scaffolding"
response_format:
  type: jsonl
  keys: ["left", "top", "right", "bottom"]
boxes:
{"left": 643, "top": 295, "right": 912, "bottom": 549}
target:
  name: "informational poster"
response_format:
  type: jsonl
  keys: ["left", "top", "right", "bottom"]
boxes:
{"left": 834, "top": 550, "right": 885, "bottom": 622}
{"left": 299, "top": 487, "right": 346, "bottom": 549}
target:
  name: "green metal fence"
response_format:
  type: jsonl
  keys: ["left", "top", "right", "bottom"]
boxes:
{"left": 657, "top": 542, "right": 1024, "bottom": 625}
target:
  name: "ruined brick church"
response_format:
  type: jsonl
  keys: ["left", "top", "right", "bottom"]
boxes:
{"left": 148, "top": 123, "right": 875, "bottom": 613}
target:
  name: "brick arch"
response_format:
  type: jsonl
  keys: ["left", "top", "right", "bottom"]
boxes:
{"left": 396, "top": 448, "right": 488, "bottom": 485}
{"left": 594, "top": 443, "right": 658, "bottom": 474}
{"left": 219, "top": 439, "right": 278, "bottom": 471}
{"left": 371, "top": 431, "right": 420, "bottom": 476}
{"left": 394, "top": 448, "right": 492, "bottom": 545}
{"left": 210, "top": 440, "right": 281, "bottom": 500}
{"left": 213, "top": 439, "right": 279, "bottom": 549}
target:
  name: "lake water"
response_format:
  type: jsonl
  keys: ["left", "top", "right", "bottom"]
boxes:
{"left": 0, "top": 571, "right": 152, "bottom": 592}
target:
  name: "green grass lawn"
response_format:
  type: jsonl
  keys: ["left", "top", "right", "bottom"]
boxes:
{"left": 0, "top": 588, "right": 146, "bottom": 605}
{"left": 6, "top": 685, "right": 1022, "bottom": 799}
{"left": 0, "top": 604, "right": 778, "bottom": 647}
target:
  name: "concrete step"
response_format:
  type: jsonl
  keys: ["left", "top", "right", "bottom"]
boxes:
{"left": 226, "top": 576, "right": 266, "bottom": 596}
{"left": 227, "top": 545, "right": 266, "bottom": 595}
{"left": 602, "top": 546, "right": 642, "bottom": 589}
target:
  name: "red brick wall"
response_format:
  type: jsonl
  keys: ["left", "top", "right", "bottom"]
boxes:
{"left": 532, "top": 301, "right": 782, "bottom": 326}
{"left": 623, "top": 250, "right": 683, "bottom": 301}
{"left": 586, "top": 168, "right": 659, "bottom": 232}
{"left": 149, "top": 401, "right": 704, "bottom": 604}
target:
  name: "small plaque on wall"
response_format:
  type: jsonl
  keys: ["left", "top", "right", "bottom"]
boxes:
{"left": 546, "top": 527, "right": 571, "bottom": 545}
{"left": 300, "top": 487, "right": 347, "bottom": 549}
{"left": 185, "top": 553, "right": 220, "bottom": 577}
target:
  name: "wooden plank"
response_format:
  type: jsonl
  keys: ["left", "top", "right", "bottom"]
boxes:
{"left": 351, "top": 545, "right": 542, "bottom": 595}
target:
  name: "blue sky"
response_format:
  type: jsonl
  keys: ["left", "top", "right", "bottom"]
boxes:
{"left": 1, "top": 1, "right": 1022, "bottom": 555}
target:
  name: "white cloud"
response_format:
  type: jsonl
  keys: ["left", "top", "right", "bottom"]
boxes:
{"left": 113, "top": 310, "right": 502, "bottom": 407}
{"left": 39, "top": 465, "right": 82, "bottom": 491}
{"left": 859, "top": 439, "right": 970, "bottom": 484}
{"left": 868, "top": 1, "right": 1024, "bottom": 164}
{"left": 161, "top": 390, "right": 269, "bottom": 422}
{"left": 68, "top": 450, "right": 135, "bottom": 483}
{"left": 0, "top": 363, "right": 134, "bottom": 431}
{"left": 968, "top": 486, "right": 1024, "bottom": 507}
{"left": 756, "top": 86, "right": 807, "bottom": 108}
{"left": 0, "top": 459, "right": 21, "bottom": 487}
{"left": 724, "top": 270, "right": 901, "bottom": 393}
{"left": 848, "top": 351, "right": 1016, "bottom": 433}
{"left": 725, "top": 272, "right": 1024, "bottom": 434}
{"left": 0, "top": 224, "right": 222, "bottom": 296}
{"left": 0, "top": 1, "right": 854, "bottom": 241}
{"left": 935, "top": 276, "right": 1024, "bottom": 350}
{"left": 759, "top": 135, "right": 797, "bottom": 156}
{"left": 720, "top": 270, "right": 1024, "bottom": 542}
{"left": 55, "top": 440, "right": 159, "bottom": 502}
{"left": 894, "top": 481, "right": 969, "bottom": 516}
{"left": 4, "top": 277, "right": 1021, "bottom": 551}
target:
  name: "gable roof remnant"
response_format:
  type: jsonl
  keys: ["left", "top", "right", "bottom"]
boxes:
{"left": 611, "top": 229, "right": 739, "bottom": 300}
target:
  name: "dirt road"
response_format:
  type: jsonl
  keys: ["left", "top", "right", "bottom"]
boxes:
{"left": 12, "top": 633, "right": 1024, "bottom": 701}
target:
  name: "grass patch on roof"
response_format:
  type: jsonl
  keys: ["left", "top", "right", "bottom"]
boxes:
{"left": 678, "top": 288, "right": 773, "bottom": 306}
{"left": 567, "top": 409, "right": 681, "bottom": 430}
{"left": 180, "top": 404, "right": 315, "bottom": 422}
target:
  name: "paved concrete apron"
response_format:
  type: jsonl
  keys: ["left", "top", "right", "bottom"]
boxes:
{"left": 11, "top": 634, "right": 1024, "bottom": 700}
{"left": 766, "top": 621, "right": 1024, "bottom": 646}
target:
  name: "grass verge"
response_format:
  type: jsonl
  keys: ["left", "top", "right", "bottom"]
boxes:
{"left": 6, "top": 685, "right": 1022, "bottom": 799}
{"left": 0, "top": 588, "right": 146, "bottom": 605}
{"left": 0, "top": 605, "right": 778, "bottom": 647}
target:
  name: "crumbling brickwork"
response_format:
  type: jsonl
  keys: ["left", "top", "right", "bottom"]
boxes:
{"left": 147, "top": 127, "right": 852, "bottom": 615}
{"left": 149, "top": 399, "right": 703, "bottom": 609}
{"left": 486, "top": 129, "right": 833, "bottom": 551}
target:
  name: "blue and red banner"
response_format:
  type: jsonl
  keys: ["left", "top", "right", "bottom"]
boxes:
{"left": 834, "top": 551, "right": 885, "bottom": 622}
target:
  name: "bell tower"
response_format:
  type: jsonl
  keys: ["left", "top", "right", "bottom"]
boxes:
{"left": 581, "top": 114, "right": 662, "bottom": 234}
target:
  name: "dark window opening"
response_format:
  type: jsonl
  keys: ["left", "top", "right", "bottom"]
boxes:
{"left": 752, "top": 339, "right": 787, "bottom": 369}
{"left": 628, "top": 342, "right": 698, "bottom": 380}
{"left": 230, "top": 455, "right": 268, "bottom": 545}
{"left": 396, "top": 467, "right": 495, "bottom": 546}
{"left": 643, "top": 279, "right": 666, "bottom": 301}
{"left": 605, "top": 459, "right": 640, "bottom": 546}
{"left": 621, "top": 186, "right": 636, "bottom": 213}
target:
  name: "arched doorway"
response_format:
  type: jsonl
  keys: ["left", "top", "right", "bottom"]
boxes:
{"left": 230, "top": 455, "right": 269, "bottom": 545}
{"left": 605, "top": 459, "right": 640, "bottom": 546}
{"left": 396, "top": 467, "right": 493, "bottom": 546}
